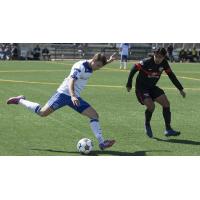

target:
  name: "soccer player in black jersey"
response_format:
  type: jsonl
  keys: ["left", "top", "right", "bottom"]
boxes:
{"left": 126, "top": 48, "right": 186, "bottom": 138}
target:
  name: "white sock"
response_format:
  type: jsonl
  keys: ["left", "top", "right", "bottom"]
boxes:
{"left": 124, "top": 62, "right": 127, "bottom": 69}
{"left": 19, "top": 99, "right": 41, "bottom": 114}
{"left": 120, "top": 61, "right": 123, "bottom": 69}
{"left": 90, "top": 119, "right": 104, "bottom": 144}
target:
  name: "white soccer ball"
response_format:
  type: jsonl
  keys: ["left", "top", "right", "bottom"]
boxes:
{"left": 77, "top": 138, "right": 93, "bottom": 154}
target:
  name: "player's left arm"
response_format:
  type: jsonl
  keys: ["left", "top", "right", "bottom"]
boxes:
{"left": 165, "top": 66, "right": 186, "bottom": 98}
{"left": 106, "top": 53, "right": 117, "bottom": 64}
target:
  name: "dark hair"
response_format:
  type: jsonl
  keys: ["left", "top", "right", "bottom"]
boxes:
{"left": 154, "top": 47, "right": 167, "bottom": 57}
{"left": 92, "top": 53, "right": 107, "bottom": 65}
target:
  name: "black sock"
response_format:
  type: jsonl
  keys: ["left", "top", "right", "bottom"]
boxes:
{"left": 145, "top": 109, "right": 153, "bottom": 125}
{"left": 163, "top": 107, "right": 172, "bottom": 130}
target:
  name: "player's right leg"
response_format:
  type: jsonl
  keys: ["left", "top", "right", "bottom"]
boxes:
{"left": 7, "top": 95, "right": 55, "bottom": 117}
{"left": 38, "top": 104, "right": 55, "bottom": 117}
{"left": 135, "top": 89, "right": 155, "bottom": 138}
{"left": 143, "top": 98, "right": 155, "bottom": 138}
{"left": 6, "top": 92, "right": 66, "bottom": 117}
{"left": 120, "top": 55, "right": 124, "bottom": 69}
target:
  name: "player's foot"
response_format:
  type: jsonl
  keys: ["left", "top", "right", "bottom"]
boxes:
{"left": 7, "top": 95, "right": 25, "bottom": 105}
{"left": 99, "top": 140, "right": 116, "bottom": 150}
{"left": 164, "top": 129, "right": 181, "bottom": 137}
{"left": 144, "top": 123, "right": 153, "bottom": 138}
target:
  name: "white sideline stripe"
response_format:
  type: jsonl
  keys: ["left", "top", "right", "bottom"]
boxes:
{"left": 0, "top": 69, "right": 67, "bottom": 73}
{"left": 1, "top": 67, "right": 200, "bottom": 82}
{"left": 176, "top": 75, "right": 200, "bottom": 81}
{"left": 0, "top": 78, "right": 200, "bottom": 91}
{"left": 0, "top": 79, "right": 58, "bottom": 85}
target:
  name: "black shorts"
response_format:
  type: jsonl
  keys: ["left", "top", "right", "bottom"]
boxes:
{"left": 135, "top": 86, "right": 165, "bottom": 105}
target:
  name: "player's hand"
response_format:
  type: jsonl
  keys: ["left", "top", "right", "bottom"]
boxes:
{"left": 126, "top": 86, "right": 132, "bottom": 92}
{"left": 180, "top": 90, "right": 186, "bottom": 98}
{"left": 109, "top": 52, "right": 117, "bottom": 62}
{"left": 71, "top": 96, "right": 80, "bottom": 107}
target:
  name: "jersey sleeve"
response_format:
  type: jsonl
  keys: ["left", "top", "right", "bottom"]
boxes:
{"left": 70, "top": 63, "right": 84, "bottom": 80}
{"left": 134, "top": 60, "right": 144, "bottom": 71}
{"left": 126, "top": 63, "right": 140, "bottom": 88}
{"left": 163, "top": 60, "right": 172, "bottom": 74}
{"left": 163, "top": 61, "right": 184, "bottom": 91}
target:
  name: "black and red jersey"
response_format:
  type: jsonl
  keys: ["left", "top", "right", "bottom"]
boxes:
{"left": 126, "top": 56, "right": 184, "bottom": 91}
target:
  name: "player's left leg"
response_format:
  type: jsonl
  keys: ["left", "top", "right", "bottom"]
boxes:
{"left": 81, "top": 105, "right": 115, "bottom": 150}
{"left": 155, "top": 94, "right": 181, "bottom": 137}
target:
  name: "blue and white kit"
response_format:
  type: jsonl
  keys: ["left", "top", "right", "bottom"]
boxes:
{"left": 47, "top": 60, "right": 93, "bottom": 113}
{"left": 120, "top": 43, "right": 129, "bottom": 61}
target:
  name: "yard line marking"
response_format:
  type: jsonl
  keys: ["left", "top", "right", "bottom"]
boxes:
{"left": 175, "top": 75, "right": 200, "bottom": 81}
{"left": 0, "top": 79, "right": 58, "bottom": 85}
{"left": 0, "top": 69, "right": 67, "bottom": 73}
{"left": 1, "top": 78, "right": 200, "bottom": 91}
{"left": 162, "top": 74, "right": 200, "bottom": 81}
{"left": 1, "top": 67, "right": 200, "bottom": 82}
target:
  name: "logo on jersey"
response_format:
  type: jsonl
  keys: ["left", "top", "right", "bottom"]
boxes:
{"left": 144, "top": 93, "right": 150, "bottom": 97}
{"left": 71, "top": 70, "right": 79, "bottom": 80}
{"left": 147, "top": 72, "right": 160, "bottom": 78}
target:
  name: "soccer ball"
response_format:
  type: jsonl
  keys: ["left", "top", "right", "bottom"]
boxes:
{"left": 77, "top": 138, "right": 93, "bottom": 154}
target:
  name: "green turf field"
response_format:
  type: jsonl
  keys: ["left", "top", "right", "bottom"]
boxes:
{"left": 0, "top": 60, "right": 200, "bottom": 155}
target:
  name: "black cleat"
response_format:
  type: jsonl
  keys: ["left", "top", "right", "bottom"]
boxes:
{"left": 145, "top": 123, "right": 153, "bottom": 138}
{"left": 165, "top": 129, "right": 181, "bottom": 137}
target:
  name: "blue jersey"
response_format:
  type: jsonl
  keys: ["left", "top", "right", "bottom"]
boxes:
{"left": 120, "top": 43, "right": 129, "bottom": 56}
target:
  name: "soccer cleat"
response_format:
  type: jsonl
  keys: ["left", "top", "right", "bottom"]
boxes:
{"left": 99, "top": 140, "right": 116, "bottom": 150}
{"left": 144, "top": 123, "right": 153, "bottom": 138}
{"left": 7, "top": 95, "right": 26, "bottom": 105}
{"left": 164, "top": 129, "right": 181, "bottom": 137}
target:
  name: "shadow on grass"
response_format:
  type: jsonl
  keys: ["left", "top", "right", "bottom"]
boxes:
{"left": 30, "top": 148, "right": 170, "bottom": 156}
{"left": 154, "top": 137, "right": 200, "bottom": 145}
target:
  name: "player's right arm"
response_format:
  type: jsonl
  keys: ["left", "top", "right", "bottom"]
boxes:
{"left": 126, "top": 63, "right": 140, "bottom": 92}
{"left": 68, "top": 64, "right": 83, "bottom": 106}
{"left": 69, "top": 78, "right": 80, "bottom": 107}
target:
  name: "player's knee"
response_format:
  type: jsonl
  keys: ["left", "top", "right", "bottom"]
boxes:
{"left": 39, "top": 112, "right": 48, "bottom": 117}
{"left": 163, "top": 99, "right": 170, "bottom": 108}
{"left": 93, "top": 112, "right": 99, "bottom": 120}
{"left": 38, "top": 110, "right": 49, "bottom": 117}
{"left": 147, "top": 104, "right": 155, "bottom": 112}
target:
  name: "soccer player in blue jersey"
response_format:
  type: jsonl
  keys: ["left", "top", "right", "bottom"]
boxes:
{"left": 120, "top": 43, "right": 129, "bottom": 69}
{"left": 7, "top": 53, "right": 116, "bottom": 150}
{"left": 126, "top": 48, "right": 186, "bottom": 138}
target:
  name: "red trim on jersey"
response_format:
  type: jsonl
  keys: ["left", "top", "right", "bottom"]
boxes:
{"left": 164, "top": 68, "right": 172, "bottom": 74}
{"left": 135, "top": 63, "right": 142, "bottom": 70}
{"left": 136, "top": 63, "right": 162, "bottom": 77}
{"left": 141, "top": 69, "right": 161, "bottom": 77}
